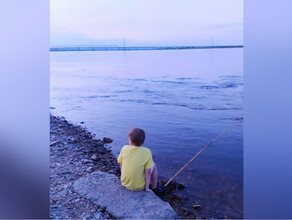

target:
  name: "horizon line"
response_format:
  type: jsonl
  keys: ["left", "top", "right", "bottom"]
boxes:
{"left": 50, "top": 45, "right": 243, "bottom": 52}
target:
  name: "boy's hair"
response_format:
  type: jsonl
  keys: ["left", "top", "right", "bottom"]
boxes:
{"left": 128, "top": 128, "right": 145, "bottom": 146}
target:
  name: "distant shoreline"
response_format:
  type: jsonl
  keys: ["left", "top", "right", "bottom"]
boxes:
{"left": 50, "top": 45, "right": 243, "bottom": 52}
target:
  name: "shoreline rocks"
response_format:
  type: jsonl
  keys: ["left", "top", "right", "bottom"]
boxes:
{"left": 50, "top": 114, "right": 119, "bottom": 219}
{"left": 50, "top": 114, "right": 191, "bottom": 219}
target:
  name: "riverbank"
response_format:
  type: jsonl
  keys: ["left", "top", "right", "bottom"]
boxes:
{"left": 50, "top": 114, "right": 119, "bottom": 219}
{"left": 50, "top": 114, "right": 205, "bottom": 219}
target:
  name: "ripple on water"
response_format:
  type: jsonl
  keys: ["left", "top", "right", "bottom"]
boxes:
{"left": 152, "top": 80, "right": 187, "bottom": 85}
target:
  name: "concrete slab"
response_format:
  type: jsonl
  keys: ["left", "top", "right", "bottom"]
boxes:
{"left": 73, "top": 171, "right": 178, "bottom": 219}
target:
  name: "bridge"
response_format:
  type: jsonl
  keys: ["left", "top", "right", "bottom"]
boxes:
{"left": 50, "top": 45, "right": 243, "bottom": 52}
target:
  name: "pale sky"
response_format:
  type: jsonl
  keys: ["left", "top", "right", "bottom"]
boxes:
{"left": 50, "top": 0, "right": 243, "bottom": 46}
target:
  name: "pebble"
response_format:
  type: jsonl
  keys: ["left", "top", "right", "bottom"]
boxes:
{"left": 93, "top": 212, "right": 103, "bottom": 219}
{"left": 86, "top": 167, "right": 94, "bottom": 173}
{"left": 178, "top": 183, "right": 186, "bottom": 190}
{"left": 103, "top": 137, "right": 113, "bottom": 143}
{"left": 97, "top": 148, "right": 106, "bottom": 154}
{"left": 68, "top": 137, "right": 76, "bottom": 143}
{"left": 193, "top": 205, "right": 202, "bottom": 211}
{"left": 114, "top": 167, "right": 121, "bottom": 175}
{"left": 91, "top": 155, "right": 98, "bottom": 161}
{"left": 82, "top": 159, "right": 92, "bottom": 164}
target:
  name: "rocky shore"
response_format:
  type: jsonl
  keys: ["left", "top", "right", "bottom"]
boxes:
{"left": 50, "top": 115, "right": 119, "bottom": 219}
{"left": 50, "top": 114, "right": 198, "bottom": 219}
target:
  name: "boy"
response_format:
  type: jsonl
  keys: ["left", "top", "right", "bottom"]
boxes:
{"left": 117, "top": 128, "right": 157, "bottom": 192}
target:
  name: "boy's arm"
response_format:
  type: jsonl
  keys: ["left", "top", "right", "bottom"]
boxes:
{"left": 145, "top": 168, "right": 151, "bottom": 192}
{"left": 119, "top": 163, "right": 122, "bottom": 172}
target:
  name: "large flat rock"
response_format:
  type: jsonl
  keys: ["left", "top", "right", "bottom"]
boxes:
{"left": 73, "top": 171, "right": 178, "bottom": 219}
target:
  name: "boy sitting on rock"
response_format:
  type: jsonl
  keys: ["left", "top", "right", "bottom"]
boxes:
{"left": 118, "top": 128, "right": 157, "bottom": 192}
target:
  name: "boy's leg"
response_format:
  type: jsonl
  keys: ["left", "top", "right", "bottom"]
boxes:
{"left": 150, "top": 163, "right": 158, "bottom": 189}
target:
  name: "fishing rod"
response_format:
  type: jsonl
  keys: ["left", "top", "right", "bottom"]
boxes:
{"left": 164, "top": 121, "right": 242, "bottom": 187}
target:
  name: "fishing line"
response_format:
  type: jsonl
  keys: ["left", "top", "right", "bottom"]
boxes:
{"left": 164, "top": 120, "right": 242, "bottom": 187}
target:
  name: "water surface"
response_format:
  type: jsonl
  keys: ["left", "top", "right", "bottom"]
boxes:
{"left": 50, "top": 48, "right": 243, "bottom": 218}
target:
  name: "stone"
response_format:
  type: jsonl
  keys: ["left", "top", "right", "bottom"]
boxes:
{"left": 83, "top": 149, "right": 90, "bottom": 153}
{"left": 93, "top": 139, "right": 103, "bottom": 146}
{"left": 82, "top": 159, "right": 92, "bottom": 164}
{"left": 103, "top": 137, "right": 113, "bottom": 143}
{"left": 68, "top": 137, "right": 76, "bottom": 143}
{"left": 50, "top": 140, "right": 60, "bottom": 146}
{"left": 73, "top": 171, "right": 178, "bottom": 219}
{"left": 152, "top": 186, "right": 165, "bottom": 197}
{"left": 193, "top": 205, "right": 202, "bottom": 211}
{"left": 165, "top": 180, "right": 178, "bottom": 193}
{"left": 178, "top": 183, "right": 186, "bottom": 190}
{"left": 86, "top": 167, "right": 94, "bottom": 173}
{"left": 91, "top": 155, "right": 98, "bottom": 161}
{"left": 93, "top": 212, "right": 103, "bottom": 219}
{"left": 97, "top": 148, "right": 106, "bottom": 154}
{"left": 114, "top": 167, "right": 121, "bottom": 175}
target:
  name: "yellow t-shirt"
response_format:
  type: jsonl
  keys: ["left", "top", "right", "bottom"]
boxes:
{"left": 117, "top": 145, "right": 154, "bottom": 191}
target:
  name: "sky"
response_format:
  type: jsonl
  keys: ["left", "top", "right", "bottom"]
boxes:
{"left": 50, "top": 0, "right": 243, "bottom": 46}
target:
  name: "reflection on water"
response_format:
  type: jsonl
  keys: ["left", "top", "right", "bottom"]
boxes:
{"left": 50, "top": 48, "right": 243, "bottom": 218}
